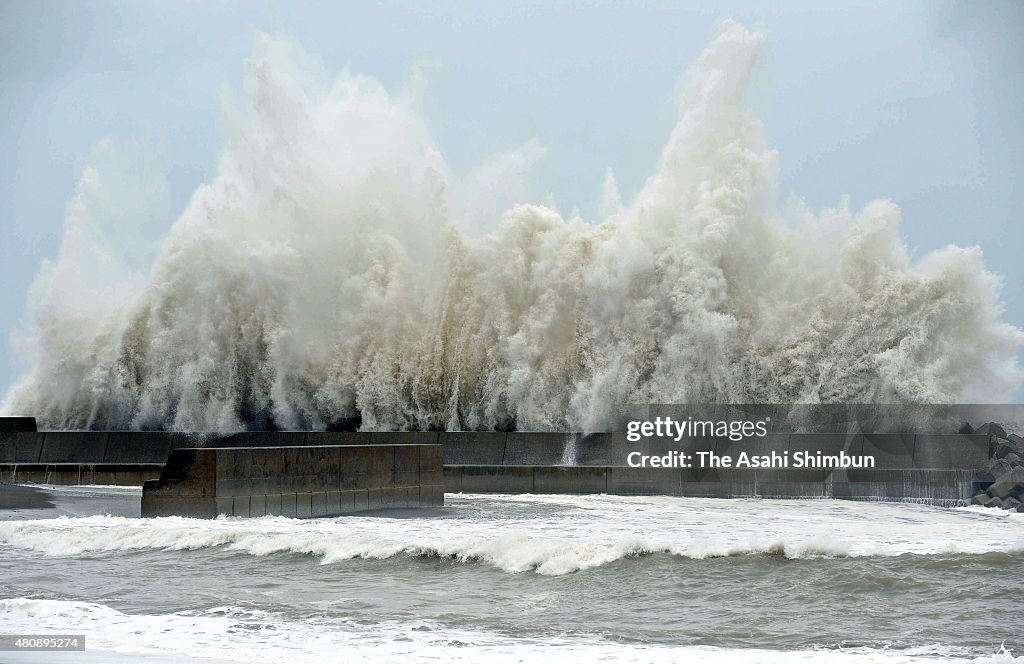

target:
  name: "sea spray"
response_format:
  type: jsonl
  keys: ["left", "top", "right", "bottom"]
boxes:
{"left": 3, "top": 21, "right": 1022, "bottom": 432}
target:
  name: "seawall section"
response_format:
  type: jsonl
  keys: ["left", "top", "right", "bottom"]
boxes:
{"left": 141, "top": 444, "right": 444, "bottom": 518}
{"left": 0, "top": 418, "right": 998, "bottom": 505}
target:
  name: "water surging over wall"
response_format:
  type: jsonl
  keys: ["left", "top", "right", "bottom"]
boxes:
{"left": 4, "top": 22, "right": 1022, "bottom": 432}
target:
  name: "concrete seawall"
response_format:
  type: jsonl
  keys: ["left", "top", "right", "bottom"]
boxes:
{"left": 440, "top": 432, "right": 991, "bottom": 504}
{"left": 141, "top": 444, "right": 444, "bottom": 518}
{"left": 0, "top": 418, "right": 999, "bottom": 505}
{"left": 443, "top": 466, "right": 982, "bottom": 504}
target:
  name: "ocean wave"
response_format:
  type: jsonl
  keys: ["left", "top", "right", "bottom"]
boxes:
{"left": 3, "top": 20, "right": 1021, "bottom": 432}
{"left": 0, "top": 597, "right": 1019, "bottom": 664}
{"left": 2, "top": 495, "right": 1023, "bottom": 575}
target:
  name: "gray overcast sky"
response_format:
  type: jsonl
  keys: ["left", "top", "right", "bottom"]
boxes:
{"left": 1, "top": 0, "right": 1022, "bottom": 399}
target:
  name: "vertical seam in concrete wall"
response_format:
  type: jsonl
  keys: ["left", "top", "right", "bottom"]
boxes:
{"left": 33, "top": 434, "right": 44, "bottom": 462}
{"left": 501, "top": 433, "right": 509, "bottom": 466}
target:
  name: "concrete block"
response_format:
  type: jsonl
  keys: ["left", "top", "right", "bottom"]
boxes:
{"left": 337, "top": 446, "right": 370, "bottom": 487}
{"left": 215, "top": 495, "right": 233, "bottom": 516}
{"left": 419, "top": 484, "right": 444, "bottom": 506}
{"left": 250, "top": 494, "right": 267, "bottom": 517}
{"left": 214, "top": 474, "right": 252, "bottom": 496}
{"left": 606, "top": 467, "right": 680, "bottom": 495}
{"left": 84, "top": 464, "right": 163, "bottom": 485}
{"left": 140, "top": 441, "right": 452, "bottom": 517}
{"left": 913, "top": 435, "right": 989, "bottom": 470}
{"left": 0, "top": 434, "right": 15, "bottom": 463}
{"left": 708, "top": 468, "right": 757, "bottom": 496}
{"left": 755, "top": 480, "right": 829, "bottom": 498}
{"left": 0, "top": 417, "right": 37, "bottom": 433}
{"left": 104, "top": 432, "right": 174, "bottom": 463}
{"left": 38, "top": 432, "right": 108, "bottom": 463}
{"left": 296, "top": 492, "right": 313, "bottom": 518}
{"left": 533, "top": 467, "right": 606, "bottom": 494}
{"left": 303, "top": 431, "right": 372, "bottom": 446}
{"left": 380, "top": 486, "right": 406, "bottom": 508}
{"left": 995, "top": 442, "right": 1017, "bottom": 460}
{"left": 460, "top": 466, "right": 534, "bottom": 493}
{"left": 443, "top": 466, "right": 463, "bottom": 492}
{"left": 38, "top": 464, "right": 82, "bottom": 485}
{"left": 845, "top": 468, "right": 908, "bottom": 483}
{"left": 370, "top": 431, "right": 440, "bottom": 446}
{"left": 233, "top": 495, "right": 251, "bottom": 518}
{"left": 364, "top": 446, "right": 396, "bottom": 487}
{"left": 861, "top": 434, "right": 915, "bottom": 469}
{"left": 280, "top": 492, "right": 298, "bottom": 518}
{"left": 168, "top": 432, "right": 208, "bottom": 449}
{"left": 11, "top": 432, "right": 45, "bottom": 463}
{"left": 159, "top": 448, "right": 218, "bottom": 491}
{"left": 324, "top": 490, "right": 342, "bottom": 515}
{"left": 989, "top": 469, "right": 1024, "bottom": 500}
{"left": 575, "top": 433, "right": 615, "bottom": 466}
{"left": 235, "top": 448, "right": 286, "bottom": 495}
{"left": 983, "top": 495, "right": 1004, "bottom": 509}
{"left": 974, "top": 422, "right": 1008, "bottom": 439}
{"left": 348, "top": 489, "right": 367, "bottom": 513}
{"left": 439, "top": 431, "right": 507, "bottom": 465}
{"left": 141, "top": 493, "right": 217, "bottom": 518}
{"left": 419, "top": 445, "right": 444, "bottom": 487}
{"left": 504, "top": 433, "right": 570, "bottom": 465}
{"left": 280, "top": 446, "right": 337, "bottom": 491}
{"left": 395, "top": 444, "right": 419, "bottom": 472}
{"left": 8, "top": 464, "right": 47, "bottom": 484}
{"left": 419, "top": 443, "right": 444, "bottom": 471}
{"left": 203, "top": 432, "right": 305, "bottom": 448}
{"left": 311, "top": 491, "right": 328, "bottom": 517}
{"left": 834, "top": 469, "right": 975, "bottom": 503}
{"left": 394, "top": 446, "right": 420, "bottom": 487}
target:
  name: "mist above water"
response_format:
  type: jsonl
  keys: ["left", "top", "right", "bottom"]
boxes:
{"left": 4, "top": 21, "right": 1022, "bottom": 432}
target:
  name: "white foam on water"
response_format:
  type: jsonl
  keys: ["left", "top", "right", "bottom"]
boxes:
{"left": 3, "top": 21, "right": 1022, "bottom": 432}
{"left": 1, "top": 496, "right": 1022, "bottom": 575}
{"left": 0, "top": 597, "right": 1019, "bottom": 664}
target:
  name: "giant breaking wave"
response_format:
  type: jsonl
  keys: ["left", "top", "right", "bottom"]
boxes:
{"left": 3, "top": 22, "right": 1022, "bottom": 432}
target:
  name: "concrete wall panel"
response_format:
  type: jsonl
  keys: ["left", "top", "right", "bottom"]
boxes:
{"left": 459, "top": 466, "right": 534, "bottom": 493}
{"left": 504, "top": 433, "right": 571, "bottom": 465}
{"left": 142, "top": 443, "right": 443, "bottom": 518}
{"left": 912, "top": 435, "right": 989, "bottom": 469}
{"left": 533, "top": 467, "right": 606, "bottom": 494}
{"left": 860, "top": 434, "right": 915, "bottom": 469}
{"left": 105, "top": 432, "right": 174, "bottom": 464}
{"left": 439, "top": 432, "right": 506, "bottom": 465}
{"left": 0, "top": 417, "right": 37, "bottom": 433}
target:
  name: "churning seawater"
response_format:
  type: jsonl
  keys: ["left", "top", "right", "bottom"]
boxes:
{"left": 1, "top": 488, "right": 1023, "bottom": 663}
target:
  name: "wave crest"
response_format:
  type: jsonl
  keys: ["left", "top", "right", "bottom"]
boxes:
{"left": 3, "top": 21, "right": 1021, "bottom": 431}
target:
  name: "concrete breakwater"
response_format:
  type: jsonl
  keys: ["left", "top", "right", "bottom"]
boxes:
{"left": 441, "top": 431, "right": 993, "bottom": 505}
{"left": 141, "top": 444, "right": 444, "bottom": 518}
{"left": 0, "top": 418, "right": 1002, "bottom": 505}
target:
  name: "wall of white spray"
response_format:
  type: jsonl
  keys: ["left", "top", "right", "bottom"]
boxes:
{"left": 4, "top": 21, "right": 1022, "bottom": 432}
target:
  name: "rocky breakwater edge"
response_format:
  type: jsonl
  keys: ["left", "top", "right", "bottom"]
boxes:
{"left": 971, "top": 423, "right": 1024, "bottom": 512}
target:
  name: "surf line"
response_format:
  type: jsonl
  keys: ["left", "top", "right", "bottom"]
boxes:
{"left": 626, "top": 450, "right": 876, "bottom": 469}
